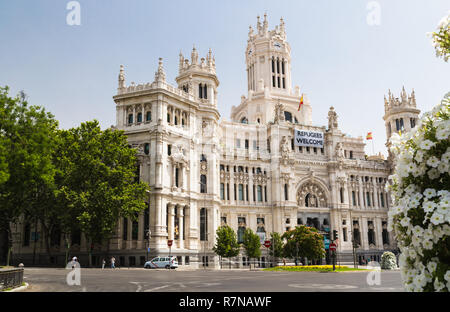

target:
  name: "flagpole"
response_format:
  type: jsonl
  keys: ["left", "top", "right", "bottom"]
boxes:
{"left": 371, "top": 139, "right": 375, "bottom": 156}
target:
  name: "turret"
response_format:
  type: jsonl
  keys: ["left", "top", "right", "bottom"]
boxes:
{"left": 176, "top": 46, "right": 219, "bottom": 107}
{"left": 383, "top": 86, "right": 420, "bottom": 158}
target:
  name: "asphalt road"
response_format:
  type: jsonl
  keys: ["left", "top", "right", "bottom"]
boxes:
{"left": 21, "top": 267, "right": 404, "bottom": 292}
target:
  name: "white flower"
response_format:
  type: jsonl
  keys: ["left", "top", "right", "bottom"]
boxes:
{"left": 427, "top": 261, "right": 437, "bottom": 273}
{"left": 437, "top": 162, "right": 449, "bottom": 174}
{"left": 409, "top": 198, "right": 420, "bottom": 209}
{"left": 412, "top": 226, "right": 424, "bottom": 237}
{"left": 412, "top": 193, "right": 423, "bottom": 201}
{"left": 426, "top": 156, "right": 440, "bottom": 168}
{"left": 442, "top": 151, "right": 450, "bottom": 164}
{"left": 424, "top": 188, "right": 437, "bottom": 199}
{"left": 400, "top": 217, "right": 411, "bottom": 227}
{"left": 444, "top": 271, "right": 450, "bottom": 282}
{"left": 434, "top": 278, "right": 445, "bottom": 292}
{"left": 405, "top": 184, "right": 417, "bottom": 194}
{"left": 427, "top": 168, "right": 440, "bottom": 180}
{"left": 423, "top": 240, "right": 433, "bottom": 250}
{"left": 437, "top": 203, "right": 449, "bottom": 216}
{"left": 415, "top": 150, "right": 424, "bottom": 163}
{"left": 413, "top": 273, "right": 427, "bottom": 288}
{"left": 408, "top": 249, "right": 418, "bottom": 259}
{"left": 439, "top": 197, "right": 450, "bottom": 209}
{"left": 420, "top": 139, "right": 436, "bottom": 150}
{"left": 423, "top": 200, "right": 437, "bottom": 213}
{"left": 438, "top": 190, "right": 450, "bottom": 198}
{"left": 430, "top": 212, "right": 445, "bottom": 225}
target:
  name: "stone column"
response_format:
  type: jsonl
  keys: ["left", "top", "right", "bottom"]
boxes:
{"left": 168, "top": 203, "right": 175, "bottom": 241}
{"left": 358, "top": 180, "right": 365, "bottom": 209}
{"left": 361, "top": 217, "right": 369, "bottom": 250}
{"left": 178, "top": 206, "right": 184, "bottom": 249}
{"left": 375, "top": 217, "right": 383, "bottom": 249}
{"left": 137, "top": 212, "right": 144, "bottom": 249}
{"left": 126, "top": 218, "right": 133, "bottom": 249}
{"left": 184, "top": 205, "right": 190, "bottom": 249}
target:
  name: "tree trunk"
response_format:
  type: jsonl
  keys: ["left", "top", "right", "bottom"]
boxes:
{"left": 6, "top": 224, "right": 12, "bottom": 266}
{"left": 42, "top": 223, "right": 53, "bottom": 265}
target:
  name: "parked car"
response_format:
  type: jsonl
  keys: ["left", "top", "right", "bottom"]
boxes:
{"left": 144, "top": 256, "right": 178, "bottom": 269}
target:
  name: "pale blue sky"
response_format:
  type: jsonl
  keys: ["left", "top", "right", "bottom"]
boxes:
{"left": 0, "top": 0, "right": 448, "bottom": 156}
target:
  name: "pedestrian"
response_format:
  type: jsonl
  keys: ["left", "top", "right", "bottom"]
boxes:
{"left": 111, "top": 256, "right": 116, "bottom": 269}
{"left": 294, "top": 258, "right": 298, "bottom": 266}
{"left": 102, "top": 258, "right": 106, "bottom": 270}
{"left": 283, "top": 258, "right": 286, "bottom": 266}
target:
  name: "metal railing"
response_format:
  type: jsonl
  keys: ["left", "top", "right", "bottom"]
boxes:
{"left": 0, "top": 268, "right": 24, "bottom": 290}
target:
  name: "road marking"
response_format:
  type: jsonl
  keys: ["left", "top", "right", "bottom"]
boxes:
{"left": 143, "top": 284, "right": 171, "bottom": 292}
{"left": 289, "top": 283, "right": 358, "bottom": 290}
{"left": 130, "top": 282, "right": 144, "bottom": 292}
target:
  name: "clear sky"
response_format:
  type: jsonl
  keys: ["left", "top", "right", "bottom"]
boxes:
{"left": 0, "top": 0, "right": 448, "bottom": 156}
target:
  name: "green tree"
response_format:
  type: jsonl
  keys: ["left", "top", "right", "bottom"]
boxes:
{"left": 54, "top": 120, "right": 149, "bottom": 267}
{"left": 282, "top": 226, "right": 325, "bottom": 265}
{"left": 213, "top": 225, "right": 240, "bottom": 269}
{"left": 0, "top": 86, "right": 58, "bottom": 266}
{"left": 269, "top": 232, "right": 284, "bottom": 261}
{"left": 242, "top": 228, "right": 261, "bottom": 269}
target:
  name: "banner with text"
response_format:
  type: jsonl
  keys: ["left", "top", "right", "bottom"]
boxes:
{"left": 294, "top": 129, "right": 324, "bottom": 148}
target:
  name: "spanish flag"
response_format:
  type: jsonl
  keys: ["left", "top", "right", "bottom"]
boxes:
{"left": 298, "top": 94, "right": 304, "bottom": 111}
{"left": 366, "top": 132, "right": 373, "bottom": 140}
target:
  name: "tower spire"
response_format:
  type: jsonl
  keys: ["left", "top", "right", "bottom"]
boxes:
{"left": 118, "top": 64, "right": 125, "bottom": 92}
{"left": 154, "top": 57, "right": 166, "bottom": 82}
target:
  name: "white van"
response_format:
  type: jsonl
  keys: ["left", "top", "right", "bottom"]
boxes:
{"left": 144, "top": 256, "right": 178, "bottom": 269}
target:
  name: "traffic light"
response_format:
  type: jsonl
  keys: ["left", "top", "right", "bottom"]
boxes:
{"left": 333, "top": 230, "right": 338, "bottom": 241}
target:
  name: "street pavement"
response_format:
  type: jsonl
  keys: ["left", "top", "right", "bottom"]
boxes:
{"left": 21, "top": 267, "right": 404, "bottom": 292}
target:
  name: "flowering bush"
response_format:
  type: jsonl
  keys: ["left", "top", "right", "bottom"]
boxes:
{"left": 380, "top": 251, "right": 398, "bottom": 270}
{"left": 430, "top": 11, "right": 450, "bottom": 62}
{"left": 387, "top": 94, "right": 450, "bottom": 291}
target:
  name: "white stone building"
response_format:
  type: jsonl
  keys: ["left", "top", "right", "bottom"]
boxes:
{"left": 10, "top": 15, "right": 421, "bottom": 268}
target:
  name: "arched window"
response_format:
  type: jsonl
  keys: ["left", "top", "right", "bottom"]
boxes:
{"left": 240, "top": 117, "right": 248, "bottom": 124}
{"left": 128, "top": 114, "right": 134, "bottom": 125}
{"left": 137, "top": 112, "right": 142, "bottom": 123}
{"left": 204, "top": 84, "right": 207, "bottom": 99}
{"left": 284, "top": 111, "right": 292, "bottom": 122}
{"left": 200, "top": 174, "right": 207, "bottom": 193}
{"left": 199, "top": 84, "right": 203, "bottom": 98}
{"left": 146, "top": 111, "right": 151, "bottom": 122}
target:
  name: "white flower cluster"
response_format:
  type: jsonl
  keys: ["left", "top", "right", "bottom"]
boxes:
{"left": 387, "top": 96, "right": 450, "bottom": 292}
{"left": 380, "top": 251, "right": 398, "bottom": 270}
{"left": 430, "top": 11, "right": 450, "bottom": 62}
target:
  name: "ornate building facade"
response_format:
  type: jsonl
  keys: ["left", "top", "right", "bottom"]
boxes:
{"left": 10, "top": 15, "right": 421, "bottom": 268}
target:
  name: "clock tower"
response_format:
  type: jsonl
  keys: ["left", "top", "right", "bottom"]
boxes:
{"left": 246, "top": 14, "right": 292, "bottom": 95}
{"left": 232, "top": 14, "right": 311, "bottom": 126}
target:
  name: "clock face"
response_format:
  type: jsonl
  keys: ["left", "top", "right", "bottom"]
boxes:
{"left": 274, "top": 42, "right": 282, "bottom": 49}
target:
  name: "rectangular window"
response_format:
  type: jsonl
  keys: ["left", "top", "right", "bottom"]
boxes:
{"left": 349, "top": 151, "right": 353, "bottom": 159}
{"left": 200, "top": 208, "right": 207, "bottom": 241}
{"left": 128, "top": 114, "right": 133, "bottom": 124}
{"left": 245, "top": 139, "right": 249, "bottom": 150}
{"left": 227, "top": 183, "right": 230, "bottom": 200}
{"left": 234, "top": 184, "right": 237, "bottom": 200}
{"left": 123, "top": 218, "right": 128, "bottom": 240}
{"left": 264, "top": 186, "right": 268, "bottom": 202}
{"left": 220, "top": 183, "right": 225, "bottom": 200}
{"left": 380, "top": 193, "right": 385, "bottom": 207}
{"left": 352, "top": 191, "right": 356, "bottom": 206}
{"left": 284, "top": 184, "right": 289, "bottom": 201}
{"left": 239, "top": 184, "right": 244, "bottom": 201}
{"left": 236, "top": 139, "right": 241, "bottom": 148}
{"left": 257, "top": 185, "right": 262, "bottom": 202}
{"left": 343, "top": 228, "right": 348, "bottom": 242}
{"left": 246, "top": 185, "right": 249, "bottom": 201}
{"left": 132, "top": 217, "right": 138, "bottom": 240}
